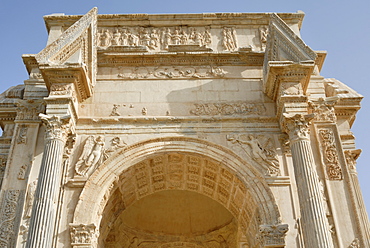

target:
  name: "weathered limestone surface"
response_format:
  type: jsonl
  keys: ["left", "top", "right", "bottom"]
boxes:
{"left": 0, "top": 8, "right": 368, "bottom": 248}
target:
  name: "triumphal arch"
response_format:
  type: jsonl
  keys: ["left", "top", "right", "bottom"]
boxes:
{"left": 0, "top": 8, "right": 369, "bottom": 248}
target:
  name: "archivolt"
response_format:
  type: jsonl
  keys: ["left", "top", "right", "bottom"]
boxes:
{"left": 73, "top": 137, "right": 281, "bottom": 232}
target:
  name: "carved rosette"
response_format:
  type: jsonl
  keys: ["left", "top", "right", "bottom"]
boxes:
{"left": 309, "top": 98, "right": 337, "bottom": 122}
{"left": 15, "top": 99, "right": 45, "bottom": 121}
{"left": 40, "top": 114, "right": 72, "bottom": 142}
{"left": 282, "top": 113, "right": 314, "bottom": 143}
{"left": 70, "top": 223, "right": 96, "bottom": 247}
{"left": 258, "top": 224, "right": 288, "bottom": 247}
{"left": 318, "top": 128, "right": 343, "bottom": 180}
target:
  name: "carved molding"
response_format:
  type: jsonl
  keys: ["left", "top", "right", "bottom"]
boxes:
{"left": 40, "top": 114, "right": 72, "bottom": 142}
{"left": 190, "top": 102, "right": 265, "bottom": 116}
{"left": 0, "top": 190, "right": 21, "bottom": 247}
{"left": 344, "top": 149, "right": 361, "bottom": 173}
{"left": 258, "top": 224, "right": 289, "bottom": 247}
{"left": 318, "top": 128, "right": 343, "bottom": 180}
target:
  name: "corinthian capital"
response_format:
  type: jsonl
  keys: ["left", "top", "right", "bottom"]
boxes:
{"left": 258, "top": 224, "right": 289, "bottom": 247}
{"left": 283, "top": 113, "right": 314, "bottom": 142}
{"left": 39, "top": 114, "right": 72, "bottom": 141}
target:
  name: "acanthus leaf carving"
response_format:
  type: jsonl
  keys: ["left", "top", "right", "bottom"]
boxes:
{"left": 344, "top": 149, "right": 361, "bottom": 173}
{"left": 16, "top": 99, "right": 45, "bottom": 121}
{"left": 70, "top": 223, "right": 96, "bottom": 247}
{"left": 309, "top": 97, "right": 337, "bottom": 122}
{"left": 283, "top": 113, "right": 314, "bottom": 143}
{"left": 318, "top": 128, "right": 343, "bottom": 180}
{"left": 257, "top": 224, "right": 289, "bottom": 247}
{"left": 40, "top": 114, "right": 72, "bottom": 142}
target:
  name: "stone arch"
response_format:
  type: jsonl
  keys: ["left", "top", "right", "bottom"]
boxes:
{"left": 72, "top": 137, "right": 284, "bottom": 247}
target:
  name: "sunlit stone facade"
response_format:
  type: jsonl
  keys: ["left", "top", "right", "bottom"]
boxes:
{"left": 0, "top": 8, "right": 368, "bottom": 248}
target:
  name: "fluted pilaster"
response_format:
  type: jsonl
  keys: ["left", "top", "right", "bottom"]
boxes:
{"left": 284, "top": 113, "right": 334, "bottom": 248}
{"left": 26, "top": 114, "right": 71, "bottom": 248}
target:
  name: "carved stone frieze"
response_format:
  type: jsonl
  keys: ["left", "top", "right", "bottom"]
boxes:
{"left": 309, "top": 98, "right": 337, "bottom": 122}
{"left": 222, "top": 27, "right": 238, "bottom": 51}
{"left": 0, "top": 190, "right": 21, "bottom": 247}
{"left": 117, "top": 66, "right": 227, "bottom": 80}
{"left": 50, "top": 83, "right": 74, "bottom": 96}
{"left": 318, "top": 128, "right": 343, "bottom": 180}
{"left": 70, "top": 223, "right": 97, "bottom": 247}
{"left": 227, "top": 134, "right": 280, "bottom": 176}
{"left": 15, "top": 99, "right": 45, "bottom": 121}
{"left": 40, "top": 114, "right": 72, "bottom": 142}
{"left": 190, "top": 102, "right": 265, "bottom": 116}
{"left": 97, "top": 26, "right": 213, "bottom": 52}
{"left": 258, "top": 224, "right": 289, "bottom": 247}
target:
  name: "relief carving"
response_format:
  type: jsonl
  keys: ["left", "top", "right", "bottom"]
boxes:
{"left": 50, "top": 83, "right": 73, "bottom": 96}
{"left": 75, "top": 136, "right": 127, "bottom": 178}
{"left": 259, "top": 27, "right": 268, "bottom": 51}
{"left": 227, "top": 134, "right": 280, "bottom": 176}
{"left": 117, "top": 66, "right": 226, "bottom": 80}
{"left": 280, "top": 82, "right": 302, "bottom": 96}
{"left": 190, "top": 102, "right": 265, "bottom": 116}
{"left": 283, "top": 113, "right": 314, "bottom": 142}
{"left": 309, "top": 98, "right": 337, "bottom": 122}
{"left": 0, "top": 190, "right": 21, "bottom": 247}
{"left": 0, "top": 155, "right": 8, "bottom": 188}
{"left": 349, "top": 238, "right": 360, "bottom": 248}
{"left": 16, "top": 125, "right": 28, "bottom": 144}
{"left": 344, "top": 149, "right": 361, "bottom": 173}
{"left": 17, "top": 164, "right": 28, "bottom": 180}
{"left": 110, "top": 104, "right": 121, "bottom": 116}
{"left": 40, "top": 114, "right": 72, "bottom": 142}
{"left": 98, "top": 26, "right": 213, "bottom": 51}
{"left": 75, "top": 135, "right": 105, "bottom": 177}
{"left": 222, "top": 27, "right": 238, "bottom": 51}
{"left": 16, "top": 99, "right": 45, "bottom": 121}
{"left": 19, "top": 180, "right": 38, "bottom": 244}
{"left": 70, "top": 223, "right": 96, "bottom": 246}
{"left": 257, "top": 224, "right": 288, "bottom": 246}
{"left": 318, "top": 128, "right": 343, "bottom": 180}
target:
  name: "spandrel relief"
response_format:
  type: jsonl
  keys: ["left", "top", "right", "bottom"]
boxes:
{"left": 227, "top": 134, "right": 280, "bottom": 176}
{"left": 97, "top": 26, "right": 213, "bottom": 52}
{"left": 74, "top": 136, "right": 127, "bottom": 178}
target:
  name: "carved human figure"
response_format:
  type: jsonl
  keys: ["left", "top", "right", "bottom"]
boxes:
{"left": 129, "top": 33, "right": 140, "bottom": 46}
{"left": 204, "top": 27, "right": 212, "bottom": 45}
{"left": 110, "top": 104, "right": 121, "bottom": 116}
{"left": 104, "top": 137, "right": 127, "bottom": 159}
{"left": 180, "top": 30, "right": 188, "bottom": 45}
{"left": 25, "top": 180, "right": 37, "bottom": 218}
{"left": 163, "top": 28, "right": 172, "bottom": 49}
{"left": 194, "top": 31, "right": 204, "bottom": 46}
{"left": 139, "top": 27, "right": 151, "bottom": 47}
{"left": 102, "top": 29, "right": 112, "bottom": 47}
{"left": 75, "top": 136, "right": 105, "bottom": 177}
{"left": 122, "top": 29, "right": 129, "bottom": 46}
{"left": 111, "top": 29, "right": 122, "bottom": 46}
{"left": 149, "top": 29, "right": 160, "bottom": 49}
{"left": 222, "top": 27, "right": 237, "bottom": 51}
{"left": 260, "top": 27, "right": 268, "bottom": 50}
{"left": 172, "top": 29, "right": 181, "bottom": 45}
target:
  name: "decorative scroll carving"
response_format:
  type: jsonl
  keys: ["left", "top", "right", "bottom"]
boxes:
{"left": 318, "top": 128, "right": 343, "bottom": 180}
{"left": 16, "top": 125, "right": 28, "bottom": 144}
{"left": 227, "top": 134, "right": 280, "bottom": 176}
{"left": 40, "top": 114, "right": 71, "bottom": 142}
{"left": 117, "top": 66, "right": 227, "bottom": 80}
{"left": 98, "top": 26, "right": 212, "bottom": 51}
{"left": 283, "top": 113, "right": 314, "bottom": 142}
{"left": 309, "top": 98, "right": 337, "bottom": 122}
{"left": 344, "top": 149, "right": 361, "bottom": 173}
{"left": 16, "top": 100, "right": 45, "bottom": 121}
{"left": 19, "top": 180, "right": 38, "bottom": 244}
{"left": 75, "top": 135, "right": 105, "bottom": 177}
{"left": 190, "top": 102, "right": 265, "bottom": 116}
{"left": 258, "top": 224, "right": 289, "bottom": 247}
{"left": 0, "top": 190, "right": 21, "bottom": 247}
{"left": 70, "top": 223, "right": 96, "bottom": 247}
{"left": 222, "top": 27, "right": 238, "bottom": 51}
{"left": 349, "top": 238, "right": 360, "bottom": 248}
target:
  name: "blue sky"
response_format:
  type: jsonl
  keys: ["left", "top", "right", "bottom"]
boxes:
{"left": 1, "top": 0, "right": 370, "bottom": 213}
